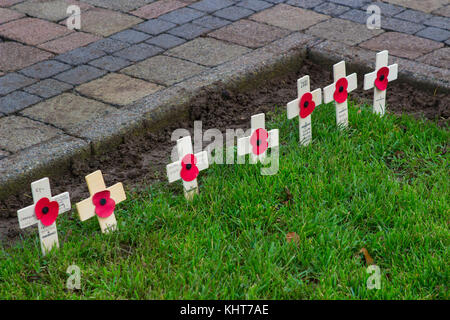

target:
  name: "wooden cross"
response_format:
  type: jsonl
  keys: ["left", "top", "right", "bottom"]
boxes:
{"left": 323, "top": 61, "right": 357, "bottom": 128}
{"left": 167, "top": 135, "right": 209, "bottom": 200}
{"left": 287, "top": 75, "right": 322, "bottom": 146}
{"left": 17, "top": 178, "right": 71, "bottom": 255}
{"left": 75, "top": 170, "right": 126, "bottom": 233}
{"left": 364, "top": 50, "right": 398, "bottom": 116}
{"left": 237, "top": 113, "right": 279, "bottom": 163}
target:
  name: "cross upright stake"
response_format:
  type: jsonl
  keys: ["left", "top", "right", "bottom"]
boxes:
{"left": 76, "top": 170, "right": 126, "bottom": 233}
{"left": 323, "top": 61, "right": 357, "bottom": 128}
{"left": 237, "top": 113, "right": 279, "bottom": 163}
{"left": 364, "top": 50, "right": 398, "bottom": 116}
{"left": 167, "top": 135, "right": 209, "bottom": 201}
{"left": 17, "top": 178, "right": 71, "bottom": 255}
{"left": 287, "top": 75, "right": 322, "bottom": 146}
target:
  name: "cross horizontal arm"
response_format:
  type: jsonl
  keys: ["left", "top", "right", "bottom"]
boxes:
{"left": 287, "top": 98, "right": 300, "bottom": 119}
{"left": 237, "top": 136, "right": 250, "bottom": 156}
{"left": 347, "top": 73, "right": 358, "bottom": 92}
{"left": 76, "top": 197, "right": 95, "bottom": 221}
{"left": 195, "top": 151, "right": 209, "bottom": 171}
{"left": 108, "top": 183, "right": 126, "bottom": 205}
{"left": 388, "top": 64, "right": 398, "bottom": 82}
{"left": 311, "top": 88, "right": 322, "bottom": 105}
{"left": 268, "top": 129, "right": 279, "bottom": 148}
{"left": 364, "top": 71, "right": 377, "bottom": 90}
{"left": 17, "top": 205, "right": 36, "bottom": 229}
{"left": 167, "top": 161, "right": 182, "bottom": 183}
{"left": 323, "top": 83, "right": 335, "bottom": 104}
{"left": 53, "top": 192, "right": 71, "bottom": 214}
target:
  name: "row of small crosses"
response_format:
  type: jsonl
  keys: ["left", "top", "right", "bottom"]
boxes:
{"left": 17, "top": 51, "right": 397, "bottom": 255}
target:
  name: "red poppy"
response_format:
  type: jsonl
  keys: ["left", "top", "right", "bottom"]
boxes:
{"left": 35, "top": 197, "right": 59, "bottom": 226}
{"left": 299, "top": 92, "right": 316, "bottom": 119}
{"left": 333, "top": 77, "right": 349, "bottom": 103}
{"left": 92, "top": 190, "right": 116, "bottom": 218}
{"left": 180, "top": 154, "right": 199, "bottom": 182}
{"left": 250, "top": 128, "right": 269, "bottom": 155}
{"left": 374, "top": 66, "right": 389, "bottom": 91}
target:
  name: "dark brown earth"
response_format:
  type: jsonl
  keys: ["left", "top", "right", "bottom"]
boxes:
{"left": 1, "top": 59, "right": 448, "bottom": 242}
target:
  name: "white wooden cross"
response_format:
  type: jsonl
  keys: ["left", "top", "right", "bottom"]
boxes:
{"left": 17, "top": 178, "right": 71, "bottom": 255}
{"left": 167, "top": 135, "right": 209, "bottom": 200}
{"left": 323, "top": 61, "right": 357, "bottom": 128}
{"left": 364, "top": 50, "right": 398, "bottom": 116}
{"left": 76, "top": 170, "right": 126, "bottom": 233}
{"left": 237, "top": 113, "right": 279, "bottom": 163}
{"left": 287, "top": 75, "right": 322, "bottom": 146}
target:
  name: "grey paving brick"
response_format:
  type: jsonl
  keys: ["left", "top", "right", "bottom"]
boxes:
{"left": 23, "top": 79, "right": 73, "bottom": 98}
{"left": 159, "top": 7, "right": 206, "bottom": 24}
{"left": 167, "top": 37, "right": 251, "bottom": 66}
{"left": 133, "top": 19, "right": 176, "bottom": 35}
{"left": 145, "top": 33, "right": 186, "bottom": 49}
{"left": 339, "top": 9, "right": 367, "bottom": 24}
{"left": 55, "top": 47, "right": 106, "bottom": 66}
{"left": 53, "top": 65, "right": 107, "bottom": 85}
{"left": 424, "top": 16, "right": 450, "bottom": 30}
{"left": 394, "top": 9, "right": 432, "bottom": 23}
{"left": 416, "top": 27, "right": 450, "bottom": 42}
{"left": 382, "top": 17, "right": 425, "bottom": 34}
{"left": 265, "top": 0, "right": 287, "bottom": 3}
{"left": 189, "top": 0, "right": 234, "bottom": 12}
{"left": 0, "top": 150, "right": 9, "bottom": 160}
{"left": 314, "top": 2, "right": 351, "bottom": 16}
{"left": 167, "top": 22, "right": 210, "bottom": 40}
{"left": 0, "top": 91, "right": 42, "bottom": 114}
{"left": 81, "top": 0, "right": 154, "bottom": 11}
{"left": 193, "top": 15, "right": 231, "bottom": 29}
{"left": 110, "top": 29, "right": 152, "bottom": 44}
{"left": 237, "top": 0, "right": 273, "bottom": 11}
{"left": 0, "top": 116, "right": 62, "bottom": 153}
{"left": 20, "top": 93, "right": 117, "bottom": 135}
{"left": 362, "top": 2, "right": 404, "bottom": 17}
{"left": 122, "top": 55, "right": 208, "bottom": 86}
{"left": 88, "top": 55, "right": 132, "bottom": 72}
{"left": 329, "top": 0, "right": 370, "bottom": 9}
{"left": 87, "top": 38, "right": 130, "bottom": 54}
{"left": 19, "top": 60, "right": 72, "bottom": 80}
{"left": 213, "top": 5, "right": 254, "bottom": 21}
{"left": 0, "top": 73, "right": 37, "bottom": 95}
{"left": 286, "top": 0, "right": 323, "bottom": 9}
{"left": 113, "top": 43, "right": 164, "bottom": 62}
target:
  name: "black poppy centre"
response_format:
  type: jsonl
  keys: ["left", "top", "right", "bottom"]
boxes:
{"left": 42, "top": 206, "right": 49, "bottom": 214}
{"left": 339, "top": 86, "right": 344, "bottom": 92}
{"left": 304, "top": 101, "right": 309, "bottom": 108}
{"left": 100, "top": 198, "right": 107, "bottom": 206}
{"left": 185, "top": 164, "right": 192, "bottom": 170}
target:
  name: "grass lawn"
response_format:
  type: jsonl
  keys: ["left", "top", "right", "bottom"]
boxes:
{"left": 0, "top": 101, "right": 448, "bottom": 299}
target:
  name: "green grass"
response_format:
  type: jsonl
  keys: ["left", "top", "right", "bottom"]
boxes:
{"left": 0, "top": 101, "right": 448, "bottom": 299}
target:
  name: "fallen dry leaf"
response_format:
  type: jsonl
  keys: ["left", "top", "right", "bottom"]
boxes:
{"left": 359, "top": 247, "right": 375, "bottom": 265}
{"left": 282, "top": 187, "right": 293, "bottom": 205}
{"left": 286, "top": 232, "right": 300, "bottom": 244}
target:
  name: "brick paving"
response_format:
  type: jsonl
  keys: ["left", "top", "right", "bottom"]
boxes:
{"left": 0, "top": 0, "right": 448, "bottom": 192}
